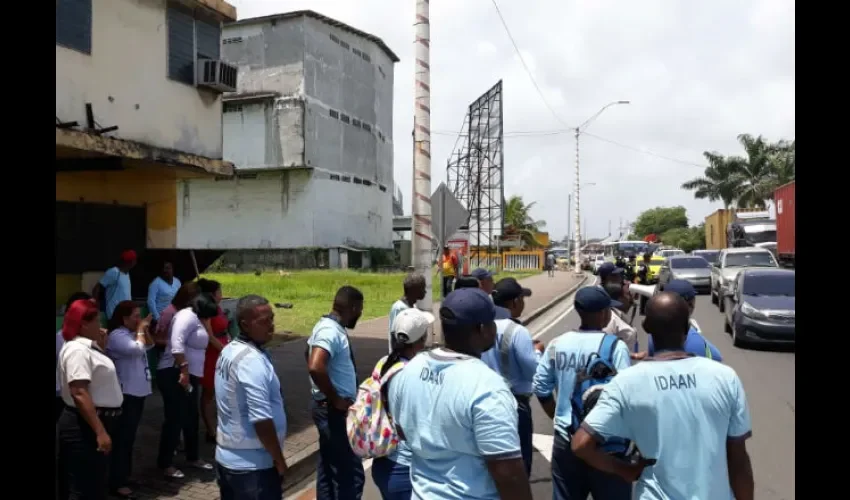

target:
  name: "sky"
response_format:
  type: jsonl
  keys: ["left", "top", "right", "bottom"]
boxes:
{"left": 229, "top": 0, "right": 795, "bottom": 241}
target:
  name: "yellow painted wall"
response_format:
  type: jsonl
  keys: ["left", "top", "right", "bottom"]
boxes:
{"left": 56, "top": 165, "right": 179, "bottom": 249}
{"left": 56, "top": 274, "right": 82, "bottom": 309}
{"left": 533, "top": 231, "right": 550, "bottom": 248}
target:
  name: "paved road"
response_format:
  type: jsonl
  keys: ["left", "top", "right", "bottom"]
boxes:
{"left": 287, "top": 281, "right": 795, "bottom": 500}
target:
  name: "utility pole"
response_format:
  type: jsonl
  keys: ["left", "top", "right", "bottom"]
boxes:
{"left": 572, "top": 128, "right": 581, "bottom": 274}
{"left": 567, "top": 193, "right": 571, "bottom": 252}
{"left": 411, "top": 0, "right": 433, "bottom": 310}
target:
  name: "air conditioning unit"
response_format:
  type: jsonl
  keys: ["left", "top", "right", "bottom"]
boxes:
{"left": 197, "top": 59, "right": 237, "bottom": 93}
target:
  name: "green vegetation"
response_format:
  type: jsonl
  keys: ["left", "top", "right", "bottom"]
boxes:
{"left": 504, "top": 195, "right": 547, "bottom": 248}
{"left": 682, "top": 134, "right": 795, "bottom": 208}
{"left": 628, "top": 206, "right": 705, "bottom": 253}
{"left": 205, "top": 269, "right": 539, "bottom": 335}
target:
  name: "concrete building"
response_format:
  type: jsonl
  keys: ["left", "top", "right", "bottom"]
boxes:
{"left": 56, "top": 0, "right": 237, "bottom": 305}
{"left": 177, "top": 10, "right": 399, "bottom": 251}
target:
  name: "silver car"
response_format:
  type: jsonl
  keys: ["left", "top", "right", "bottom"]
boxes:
{"left": 710, "top": 247, "right": 779, "bottom": 312}
{"left": 657, "top": 255, "right": 712, "bottom": 294}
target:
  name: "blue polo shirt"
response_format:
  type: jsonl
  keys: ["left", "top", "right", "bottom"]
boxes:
{"left": 307, "top": 317, "right": 357, "bottom": 401}
{"left": 648, "top": 327, "right": 723, "bottom": 361}
{"left": 99, "top": 267, "right": 131, "bottom": 318}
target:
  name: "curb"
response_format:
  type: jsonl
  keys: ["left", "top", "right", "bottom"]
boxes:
{"left": 282, "top": 274, "right": 592, "bottom": 494}
{"left": 521, "top": 274, "right": 591, "bottom": 326}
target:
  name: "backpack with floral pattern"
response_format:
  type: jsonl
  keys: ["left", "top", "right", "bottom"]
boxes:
{"left": 346, "top": 356, "right": 407, "bottom": 459}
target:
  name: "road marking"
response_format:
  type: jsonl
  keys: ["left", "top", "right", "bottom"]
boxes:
{"left": 532, "top": 277, "right": 598, "bottom": 340}
{"left": 532, "top": 433, "right": 555, "bottom": 462}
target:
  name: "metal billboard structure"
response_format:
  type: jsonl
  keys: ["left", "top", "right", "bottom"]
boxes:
{"left": 446, "top": 81, "right": 505, "bottom": 256}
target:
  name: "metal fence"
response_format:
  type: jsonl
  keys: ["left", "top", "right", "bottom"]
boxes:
{"left": 467, "top": 250, "right": 544, "bottom": 271}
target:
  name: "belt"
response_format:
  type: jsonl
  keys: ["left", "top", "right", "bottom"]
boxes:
{"left": 64, "top": 405, "right": 122, "bottom": 418}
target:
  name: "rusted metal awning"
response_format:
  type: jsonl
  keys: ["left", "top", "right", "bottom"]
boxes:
{"left": 56, "top": 128, "right": 234, "bottom": 177}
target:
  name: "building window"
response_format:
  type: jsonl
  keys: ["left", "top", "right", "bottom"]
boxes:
{"left": 339, "top": 40, "right": 350, "bottom": 50}
{"left": 352, "top": 118, "right": 362, "bottom": 128}
{"left": 329, "top": 33, "right": 340, "bottom": 44}
{"left": 223, "top": 103, "right": 242, "bottom": 113}
{"left": 362, "top": 123, "right": 372, "bottom": 133}
{"left": 362, "top": 179, "right": 373, "bottom": 187}
{"left": 352, "top": 48, "right": 362, "bottom": 57}
{"left": 340, "top": 114, "right": 350, "bottom": 124}
{"left": 342, "top": 176, "right": 352, "bottom": 183}
{"left": 56, "top": 0, "right": 92, "bottom": 54}
{"left": 361, "top": 52, "right": 371, "bottom": 63}
{"left": 378, "top": 66, "right": 386, "bottom": 79}
{"left": 379, "top": 185, "right": 387, "bottom": 192}
{"left": 353, "top": 177, "right": 363, "bottom": 185}
{"left": 223, "top": 36, "right": 243, "bottom": 45}
{"left": 329, "top": 109, "right": 340, "bottom": 119}
{"left": 330, "top": 174, "right": 341, "bottom": 181}
{"left": 167, "top": 2, "right": 222, "bottom": 86}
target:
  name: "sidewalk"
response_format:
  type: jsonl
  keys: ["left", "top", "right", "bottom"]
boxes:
{"left": 129, "top": 271, "right": 587, "bottom": 499}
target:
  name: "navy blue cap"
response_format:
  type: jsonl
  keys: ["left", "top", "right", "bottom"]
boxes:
{"left": 470, "top": 268, "right": 494, "bottom": 281}
{"left": 663, "top": 279, "right": 697, "bottom": 300}
{"left": 494, "top": 305, "right": 512, "bottom": 320}
{"left": 440, "top": 288, "right": 497, "bottom": 326}
{"left": 574, "top": 286, "right": 622, "bottom": 312}
{"left": 493, "top": 277, "right": 533, "bottom": 302}
{"left": 597, "top": 262, "right": 624, "bottom": 280}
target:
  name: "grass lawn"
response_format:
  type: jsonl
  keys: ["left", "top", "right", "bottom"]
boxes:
{"left": 205, "top": 269, "right": 539, "bottom": 335}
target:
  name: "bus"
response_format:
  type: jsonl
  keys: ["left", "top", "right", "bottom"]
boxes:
{"left": 601, "top": 240, "right": 654, "bottom": 262}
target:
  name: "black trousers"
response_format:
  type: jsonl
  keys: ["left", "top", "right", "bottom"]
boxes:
{"left": 110, "top": 395, "right": 146, "bottom": 490}
{"left": 57, "top": 407, "right": 118, "bottom": 500}
{"left": 156, "top": 367, "right": 201, "bottom": 469}
{"left": 442, "top": 276, "right": 454, "bottom": 298}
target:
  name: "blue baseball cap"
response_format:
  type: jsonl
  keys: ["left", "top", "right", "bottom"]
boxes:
{"left": 663, "top": 279, "right": 697, "bottom": 301}
{"left": 440, "top": 288, "right": 497, "bottom": 326}
{"left": 597, "top": 262, "right": 624, "bottom": 280}
{"left": 470, "top": 268, "right": 494, "bottom": 281}
{"left": 574, "top": 286, "right": 622, "bottom": 312}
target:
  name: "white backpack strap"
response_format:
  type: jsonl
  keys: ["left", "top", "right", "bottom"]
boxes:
{"left": 499, "top": 322, "right": 519, "bottom": 381}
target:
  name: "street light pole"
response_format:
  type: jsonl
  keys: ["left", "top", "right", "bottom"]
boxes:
{"left": 572, "top": 100, "right": 630, "bottom": 275}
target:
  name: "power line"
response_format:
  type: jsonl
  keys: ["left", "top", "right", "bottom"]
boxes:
{"left": 489, "top": 0, "right": 572, "bottom": 129}
{"left": 581, "top": 132, "right": 708, "bottom": 168}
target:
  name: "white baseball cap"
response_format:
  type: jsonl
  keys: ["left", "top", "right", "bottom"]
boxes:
{"left": 391, "top": 308, "right": 436, "bottom": 345}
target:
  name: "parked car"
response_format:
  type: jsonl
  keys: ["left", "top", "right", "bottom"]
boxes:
{"left": 691, "top": 249, "right": 720, "bottom": 265}
{"left": 723, "top": 268, "right": 795, "bottom": 347}
{"left": 657, "top": 248, "right": 685, "bottom": 259}
{"left": 656, "top": 255, "right": 712, "bottom": 294}
{"left": 710, "top": 247, "right": 778, "bottom": 312}
{"left": 592, "top": 255, "right": 606, "bottom": 274}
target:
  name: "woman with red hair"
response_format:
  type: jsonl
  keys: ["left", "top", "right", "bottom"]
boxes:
{"left": 56, "top": 292, "right": 94, "bottom": 422}
{"left": 57, "top": 299, "right": 123, "bottom": 500}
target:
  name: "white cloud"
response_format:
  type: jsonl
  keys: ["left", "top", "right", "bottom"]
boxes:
{"left": 233, "top": 0, "right": 795, "bottom": 240}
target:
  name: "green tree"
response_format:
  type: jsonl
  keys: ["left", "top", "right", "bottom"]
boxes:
{"left": 661, "top": 226, "right": 705, "bottom": 253}
{"left": 683, "top": 134, "right": 795, "bottom": 208}
{"left": 632, "top": 206, "right": 688, "bottom": 239}
{"left": 504, "top": 195, "right": 547, "bottom": 248}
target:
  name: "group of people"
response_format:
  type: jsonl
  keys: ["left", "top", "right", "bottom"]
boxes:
{"left": 56, "top": 249, "right": 753, "bottom": 500}
{"left": 55, "top": 250, "right": 233, "bottom": 500}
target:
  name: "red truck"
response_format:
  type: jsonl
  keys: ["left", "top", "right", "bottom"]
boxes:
{"left": 774, "top": 181, "right": 795, "bottom": 267}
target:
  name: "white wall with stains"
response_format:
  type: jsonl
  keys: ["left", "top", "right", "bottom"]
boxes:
{"left": 176, "top": 170, "right": 393, "bottom": 249}
{"left": 56, "top": 0, "right": 225, "bottom": 159}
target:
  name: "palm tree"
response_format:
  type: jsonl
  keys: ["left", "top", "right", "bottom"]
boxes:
{"left": 681, "top": 152, "right": 740, "bottom": 208}
{"left": 731, "top": 134, "right": 781, "bottom": 208}
{"left": 764, "top": 139, "right": 795, "bottom": 196}
{"left": 504, "top": 195, "right": 547, "bottom": 248}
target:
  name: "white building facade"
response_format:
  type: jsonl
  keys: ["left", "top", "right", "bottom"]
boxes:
{"left": 177, "top": 10, "right": 399, "bottom": 250}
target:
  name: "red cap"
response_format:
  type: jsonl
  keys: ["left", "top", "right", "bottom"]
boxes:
{"left": 121, "top": 250, "right": 137, "bottom": 262}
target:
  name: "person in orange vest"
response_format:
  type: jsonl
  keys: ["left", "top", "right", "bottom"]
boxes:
{"left": 440, "top": 246, "right": 459, "bottom": 298}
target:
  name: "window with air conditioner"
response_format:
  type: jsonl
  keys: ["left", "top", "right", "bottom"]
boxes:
{"left": 166, "top": 1, "right": 227, "bottom": 88}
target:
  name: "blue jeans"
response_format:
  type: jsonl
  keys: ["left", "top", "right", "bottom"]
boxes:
{"left": 551, "top": 432, "right": 631, "bottom": 500}
{"left": 516, "top": 395, "right": 534, "bottom": 477}
{"left": 216, "top": 464, "right": 282, "bottom": 500}
{"left": 312, "top": 401, "right": 365, "bottom": 500}
{"left": 371, "top": 457, "right": 412, "bottom": 500}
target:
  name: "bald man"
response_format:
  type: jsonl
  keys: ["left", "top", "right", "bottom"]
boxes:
{"left": 572, "top": 293, "right": 754, "bottom": 500}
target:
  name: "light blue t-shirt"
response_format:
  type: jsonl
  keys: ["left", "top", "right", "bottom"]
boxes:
{"left": 480, "top": 319, "right": 541, "bottom": 395}
{"left": 215, "top": 339, "right": 287, "bottom": 470}
{"left": 583, "top": 356, "right": 752, "bottom": 500}
{"left": 532, "top": 330, "right": 631, "bottom": 439}
{"left": 388, "top": 348, "right": 521, "bottom": 500}
{"left": 147, "top": 276, "right": 182, "bottom": 320}
{"left": 388, "top": 299, "right": 410, "bottom": 352}
{"left": 648, "top": 327, "right": 723, "bottom": 362}
{"left": 99, "top": 267, "right": 132, "bottom": 319}
{"left": 307, "top": 317, "right": 357, "bottom": 401}
{"left": 380, "top": 355, "right": 413, "bottom": 467}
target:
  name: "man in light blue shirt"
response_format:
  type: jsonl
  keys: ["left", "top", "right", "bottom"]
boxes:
{"left": 572, "top": 292, "right": 754, "bottom": 500}
{"left": 387, "top": 272, "right": 427, "bottom": 352}
{"left": 147, "top": 261, "right": 181, "bottom": 322}
{"left": 644, "top": 280, "right": 723, "bottom": 361}
{"left": 480, "top": 277, "right": 543, "bottom": 476}
{"left": 215, "top": 294, "right": 287, "bottom": 500}
{"left": 93, "top": 250, "right": 136, "bottom": 319}
{"left": 533, "top": 286, "right": 632, "bottom": 500}
{"left": 306, "top": 286, "right": 364, "bottom": 500}
{"left": 389, "top": 288, "right": 533, "bottom": 500}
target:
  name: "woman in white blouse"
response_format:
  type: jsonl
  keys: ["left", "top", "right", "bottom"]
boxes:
{"left": 106, "top": 301, "right": 154, "bottom": 499}
{"left": 155, "top": 292, "right": 221, "bottom": 478}
{"left": 56, "top": 292, "right": 93, "bottom": 422}
{"left": 57, "top": 298, "right": 123, "bottom": 500}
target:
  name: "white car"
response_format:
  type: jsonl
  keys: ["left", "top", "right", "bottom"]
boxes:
{"left": 592, "top": 255, "right": 606, "bottom": 273}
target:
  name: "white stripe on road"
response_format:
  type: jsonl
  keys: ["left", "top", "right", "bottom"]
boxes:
{"left": 531, "top": 277, "right": 598, "bottom": 340}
